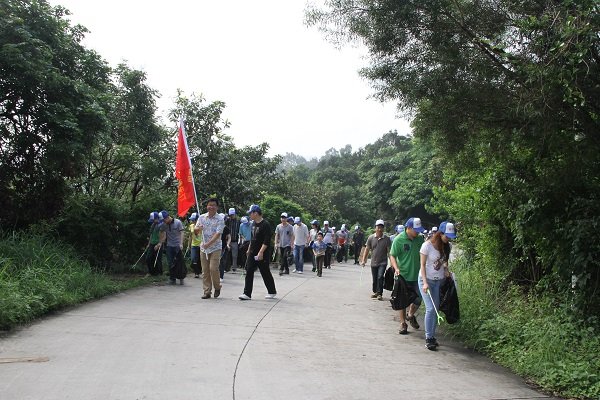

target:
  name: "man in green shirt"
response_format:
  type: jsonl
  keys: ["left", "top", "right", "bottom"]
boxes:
{"left": 389, "top": 217, "right": 425, "bottom": 335}
{"left": 146, "top": 212, "right": 163, "bottom": 276}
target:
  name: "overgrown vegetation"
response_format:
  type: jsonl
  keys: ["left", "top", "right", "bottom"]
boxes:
{"left": 0, "top": 232, "right": 150, "bottom": 330}
{"left": 448, "top": 256, "right": 600, "bottom": 399}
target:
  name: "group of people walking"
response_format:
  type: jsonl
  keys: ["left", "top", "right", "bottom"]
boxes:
{"left": 361, "top": 217, "right": 457, "bottom": 350}
{"left": 145, "top": 201, "right": 457, "bottom": 351}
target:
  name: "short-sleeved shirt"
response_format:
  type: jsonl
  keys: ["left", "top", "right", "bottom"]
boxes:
{"left": 250, "top": 219, "right": 272, "bottom": 256}
{"left": 365, "top": 234, "right": 392, "bottom": 266}
{"left": 322, "top": 227, "right": 334, "bottom": 244}
{"left": 196, "top": 213, "right": 225, "bottom": 254}
{"left": 189, "top": 223, "right": 202, "bottom": 247}
{"left": 312, "top": 240, "right": 327, "bottom": 256}
{"left": 149, "top": 223, "right": 161, "bottom": 245}
{"left": 239, "top": 222, "right": 252, "bottom": 242}
{"left": 275, "top": 223, "right": 294, "bottom": 247}
{"left": 337, "top": 230, "right": 348, "bottom": 245}
{"left": 159, "top": 219, "right": 185, "bottom": 247}
{"left": 226, "top": 217, "right": 240, "bottom": 241}
{"left": 420, "top": 241, "right": 446, "bottom": 280}
{"left": 390, "top": 231, "right": 424, "bottom": 281}
{"left": 293, "top": 223, "right": 309, "bottom": 246}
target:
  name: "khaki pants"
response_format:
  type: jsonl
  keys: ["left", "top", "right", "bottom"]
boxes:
{"left": 200, "top": 250, "right": 221, "bottom": 295}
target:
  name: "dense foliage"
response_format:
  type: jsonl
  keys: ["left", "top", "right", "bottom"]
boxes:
{"left": 2, "top": 0, "right": 600, "bottom": 396}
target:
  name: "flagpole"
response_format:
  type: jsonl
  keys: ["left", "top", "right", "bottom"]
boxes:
{"left": 179, "top": 117, "right": 200, "bottom": 214}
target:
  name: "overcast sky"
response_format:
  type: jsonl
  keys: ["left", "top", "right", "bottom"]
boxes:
{"left": 49, "top": 0, "right": 411, "bottom": 159}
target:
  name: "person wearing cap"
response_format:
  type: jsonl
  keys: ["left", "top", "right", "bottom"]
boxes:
{"left": 292, "top": 216, "right": 310, "bottom": 274}
{"left": 239, "top": 204, "right": 277, "bottom": 300}
{"left": 352, "top": 225, "right": 365, "bottom": 265}
{"left": 194, "top": 198, "right": 225, "bottom": 299}
{"left": 225, "top": 207, "right": 241, "bottom": 272}
{"left": 321, "top": 220, "right": 334, "bottom": 268}
{"left": 274, "top": 212, "right": 294, "bottom": 276}
{"left": 418, "top": 221, "right": 457, "bottom": 350}
{"left": 238, "top": 216, "right": 252, "bottom": 269}
{"left": 311, "top": 231, "right": 327, "bottom": 277}
{"left": 146, "top": 212, "right": 163, "bottom": 276}
{"left": 390, "top": 224, "right": 405, "bottom": 243}
{"left": 188, "top": 212, "right": 202, "bottom": 278}
{"left": 389, "top": 217, "right": 425, "bottom": 334}
{"left": 156, "top": 210, "right": 186, "bottom": 285}
{"left": 335, "top": 224, "right": 349, "bottom": 263}
{"left": 361, "top": 219, "right": 392, "bottom": 301}
{"left": 309, "top": 220, "right": 320, "bottom": 272}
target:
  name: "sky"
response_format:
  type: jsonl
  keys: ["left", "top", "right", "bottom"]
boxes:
{"left": 49, "top": 0, "right": 411, "bottom": 159}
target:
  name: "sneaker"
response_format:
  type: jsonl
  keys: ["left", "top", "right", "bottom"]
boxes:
{"left": 431, "top": 337, "right": 439, "bottom": 347}
{"left": 377, "top": 294, "right": 382, "bottom": 301}
{"left": 297, "top": 271, "right": 303, "bottom": 274}
{"left": 220, "top": 278, "right": 224, "bottom": 283}
{"left": 214, "top": 289, "right": 220, "bottom": 298}
{"left": 194, "top": 274, "right": 200, "bottom": 279}
{"left": 265, "top": 293, "right": 277, "bottom": 299}
{"left": 425, "top": 338, "right": 437, "bottom": 350}
{"left": 284, "top": 270, "right": 290, "bottom": 275}
{"left": 312, "top": 268, "right": 316, "bottom": 272}
{"left": 407, "top": 314, "right": 420, "bottom": 330}
{"left": 279, "top": 271, "right": 283, "bottom": 276}
{"left": 399, "top": 323, "right": 408, "bottom": 335}
{"left": 238, "top": 294, "right": 251, "bottom": 300}
{"left": 292, "top": 269, "right": 297, "bottom": 273}
{"left": 371, "top": 293, "right": 378, "bottom": 299}
{"left": 201, "top": 293, "right": 211, "bottom": 299}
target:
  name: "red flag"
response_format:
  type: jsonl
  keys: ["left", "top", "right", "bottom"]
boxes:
{"left": 175, "top": 119, "right": 196, "bottom": 217}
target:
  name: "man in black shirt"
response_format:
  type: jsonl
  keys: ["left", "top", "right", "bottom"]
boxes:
{"left": 239, "top": 204, "right": 277, "bottom": 300}
{"left": 352, "top": 225, "right": 365, "bottom": 265}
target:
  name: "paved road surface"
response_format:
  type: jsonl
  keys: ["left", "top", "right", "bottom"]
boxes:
{"left": 0, "top": 263, "right": 555, "bottom": 400}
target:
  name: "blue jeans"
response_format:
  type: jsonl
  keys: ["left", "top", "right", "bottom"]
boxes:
{"left": 418, "top": 276, "right": 445, "bottom": 340}
{"left": 371, "top": 263, "right": 386, "bottom": 294}
{"left": 294, "top": 245, "right": 305, "bottom": 272}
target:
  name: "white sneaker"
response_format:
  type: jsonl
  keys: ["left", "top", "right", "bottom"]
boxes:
{"left": 297, "top": 271, "right": 303, "bottom": 274}
{"left": 238, "top": 294, "right": 251, "bottom": 300}
{"left": 220, "top": 278, "right": 224, "bottom": 283}
{"left": 292, "top": 269, "right": 297, "bottom": 273}
{"left": 265, "top": 293, "right": 277, "bottom": 299}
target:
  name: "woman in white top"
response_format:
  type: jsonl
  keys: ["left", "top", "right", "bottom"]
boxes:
{"left": 418, "top": 221, "right": 457, "bottom": 350}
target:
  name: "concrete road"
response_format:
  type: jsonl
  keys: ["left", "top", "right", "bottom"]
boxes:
{"left": 0, "top": 263, "right": 555, "bottom": 400}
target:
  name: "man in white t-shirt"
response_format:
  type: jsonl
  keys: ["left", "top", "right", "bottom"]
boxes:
{"left": 291, "top": 217, "right": 310, "bottom": 273}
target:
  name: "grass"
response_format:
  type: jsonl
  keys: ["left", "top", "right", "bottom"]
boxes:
{"left": 446, "top": 256, "right": 600, "bottom": 399}
{"left": 0, "top": 232, "right": 153, "bottom": 331}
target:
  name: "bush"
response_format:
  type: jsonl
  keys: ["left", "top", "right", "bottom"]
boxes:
{"left": 0, "top": 232, "right": 148, "bottom": 330}
{"left": 448, "top": 256, "right": 600, "bottom": 399}
{"left": 50, "top": 194, "right": 170, "bottom": 271}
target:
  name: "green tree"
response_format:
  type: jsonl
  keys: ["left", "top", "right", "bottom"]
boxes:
{"left": 0, "top": 0, "right": 110, "bottom": 227}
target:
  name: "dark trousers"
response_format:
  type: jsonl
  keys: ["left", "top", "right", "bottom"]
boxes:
{"left": 244, "top": 255, "right": 276, "bottom": 297}
{"left": 354, "top": 244, "right": 362, "bottom": 264}
{"left": 219, "top": 248, "right": 229, "bottom": 279}
{"left": 324, "top": 245, "right": 333, "bottom": 267}
{"left": 316, "top": 255, "right": 324, "bottom": 277}
{"left": 279, "top": 246, "right": 291, "bottom": 272}
{"left": 371, "top": 263, "right": 387, "bottom": 295}
{"left": 146, "top": 245, "right": 163, "bottom": 275}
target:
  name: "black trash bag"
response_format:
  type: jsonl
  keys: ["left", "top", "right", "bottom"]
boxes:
{"left": 383, "top": 267, "right": 395, "bottom": 291}
{"left": 390, "top": 275, "right": 418, "bottom": 310}
{"left": 169, "top": 249, "right": 187, "bottom": 280}
{"left": 439, "top": 277, "right": 460, "bottom": 324}
{"left": 238, "top": 241, "right": 250, "bottom": 268}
